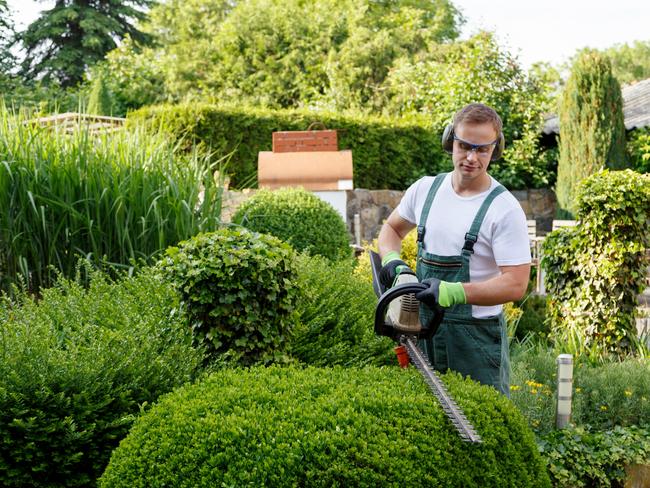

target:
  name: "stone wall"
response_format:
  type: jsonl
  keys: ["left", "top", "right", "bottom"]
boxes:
{"left": 220, "top": 187, "right": 557, "bottom": 242}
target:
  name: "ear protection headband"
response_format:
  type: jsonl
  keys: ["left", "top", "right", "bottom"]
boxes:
{"left": 441, "top": 123, "right": 505, "bottom": 161}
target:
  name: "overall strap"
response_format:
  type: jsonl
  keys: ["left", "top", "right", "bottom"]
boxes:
{"left": 417, "top": 173, "right": 447, "bottom": 244}
{"left": 462, "top": 185, "right": 506, "bottom": 255}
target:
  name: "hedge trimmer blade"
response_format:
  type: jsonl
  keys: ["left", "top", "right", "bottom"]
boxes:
{"left": 400, "top": 335, "right": 482, "bottom": 443}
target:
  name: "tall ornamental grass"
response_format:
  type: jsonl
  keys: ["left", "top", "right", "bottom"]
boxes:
{"left": 0, "top": 109, "right": 224, "bottom": 291}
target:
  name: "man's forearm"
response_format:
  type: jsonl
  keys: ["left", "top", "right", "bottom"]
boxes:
{"left": 462, "top": 265, "right": 530, "bottom": 306}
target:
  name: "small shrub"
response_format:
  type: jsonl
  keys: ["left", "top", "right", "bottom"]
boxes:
{"left": 233, "top": 187, "right": 351, "bottom": 261}
{"left": 0, "top": 266, "right": 203, "bottom": 487}
{"left": 158, "top": 227, "right": 299, "bottom": 365}
{"left": 627, "top": 126, "right": 650, "bottom": 174}
{"left": 538, "top": 425, "right": 650, "bottom": 488}
{"left": 100, "top": 366, "right": 550, "bottom": 488}
{"left": 290, "top": 253, "right": 394, "bottom": 366}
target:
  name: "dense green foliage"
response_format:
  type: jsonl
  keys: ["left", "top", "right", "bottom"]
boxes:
{"left": 556, "top": 50, "right": 627, "bottom": 216}
{"left": 0, "top": 110, "right": 223, "bottom": 292}
{"left": 158, "top": 228, "right": 299, "bottom": 365}
{"left": 111, "top": 0, "right": 460, "bottom": 111}
{"left": 291, "top": 253, "right": 393, "bottom": 366}
{"left": 99, "top": 366, "right": 549, "bottom": 488}
{"left": 385, "top": 32, "right": 556, "bottom": 189}
{"left": 88, "top": 35, "right": 166, "bottom": 117}
{"left": 233, "top": 188, "right": 351, "bottom": 261}
{"left": 0, "top": 266, "right": 203, "bottom": 487}
{"left": 129, "top": 103, "right": 450, "bottom": 189}
{"left": 602, "top": 40, "right": 650, "bottom": 85}
{"left": 17, "top": 0, "right": 154, "bottom": 87}
{"left": 542, "top": 170, "right": 650, "bottom": 359}
{"left": 627, "top": 126, "right": 650, "bottom": 173}
{"left": 538, "top": 425, "right": 650, "bottom": 488}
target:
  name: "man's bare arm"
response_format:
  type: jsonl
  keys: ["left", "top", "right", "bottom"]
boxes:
{"left": 377, "top": 209, "right": 416, "bottom": 259}
{"left": 463, "top": 263, "right": 530, "bottom": 305}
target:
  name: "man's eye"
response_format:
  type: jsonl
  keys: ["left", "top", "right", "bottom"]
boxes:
{"left": 459, "top": 142, "right": 472, "bottom": 151}
{"left": 477, "top": 146, "right": 491, "bottom": 154}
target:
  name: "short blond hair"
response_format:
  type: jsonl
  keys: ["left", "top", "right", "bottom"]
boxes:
{"left": 453, "top": 103, "right": 502, "bottom": 135}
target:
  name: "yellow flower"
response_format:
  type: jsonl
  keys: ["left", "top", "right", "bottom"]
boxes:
{"left": 600, "top": 405, "right": 608, "bottom": 411}
{"left": 510, "top": 385, "right": 521, "bottom": 391}
{"left": 530, "top": 389, "right": 538, "bottom": 395}
{"left": 624, "top": 390, "right": 632, "bottom": 397}
{"left": 575, "top": 388, "right": 582, "bottom": 393}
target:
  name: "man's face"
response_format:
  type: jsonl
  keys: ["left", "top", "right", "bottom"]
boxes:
{"left": 451, "top": 122, "right": 498, "bottom": 180}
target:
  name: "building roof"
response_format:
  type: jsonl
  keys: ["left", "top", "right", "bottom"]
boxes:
{"left": 543, "top": 78, "right": 650, "bottom": 135}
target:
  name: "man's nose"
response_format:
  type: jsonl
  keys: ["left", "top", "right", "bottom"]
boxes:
{"left": 466, "top": 149, "right": 479, "bottom": 162}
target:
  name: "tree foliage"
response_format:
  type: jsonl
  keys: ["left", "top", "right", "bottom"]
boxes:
{"left": 17, "top": 0, "right": 155, "bottom": 87}
{"left": 602, "top": 40, "right": 650, "bottom": 86}
{"left": 104, "top": 0, "right": 461, "bottom": 111}
{"left": 556, "top": 49, "right": 627, "bottom": 216}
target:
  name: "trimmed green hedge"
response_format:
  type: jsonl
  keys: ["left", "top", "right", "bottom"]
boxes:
{"left": 291, "top": 253, "right": 394, "bottom": 366}
{"left": 100, "top": 366, "right": 550, "bottom": 487}
{"left": 128, "top": 103, "right": 450, "bottom": 190}
{"left": 233, "top": 188, "right": 351, "bottom": 261}
{"left": 0, "top": 267, "right": 203, "bottom": 487}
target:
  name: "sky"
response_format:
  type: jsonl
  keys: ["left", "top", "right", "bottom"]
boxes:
{"left": 6, "top": 0, "right": 650, "bottom": 70}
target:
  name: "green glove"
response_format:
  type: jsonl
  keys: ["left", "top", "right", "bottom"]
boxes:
{"left": 438, "top": 281, "right": 467, "bottom": 307}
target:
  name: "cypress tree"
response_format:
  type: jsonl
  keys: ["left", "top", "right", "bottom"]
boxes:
{"left": 556, "top": 50, "right": 627, "bottom": 217}
{"left": 87, "top": 71, "right": 113, "bottom": 115}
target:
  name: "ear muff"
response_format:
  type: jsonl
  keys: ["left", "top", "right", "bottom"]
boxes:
{"left": 441, "top": 124, "right": 505, "bottom": 161}
{"left": 441, "top": 124, "right": 455, "bottom": 154}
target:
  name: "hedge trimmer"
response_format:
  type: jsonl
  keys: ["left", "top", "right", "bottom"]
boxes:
{"left": 369, "top": 250, "right": 481, "bottom": 443}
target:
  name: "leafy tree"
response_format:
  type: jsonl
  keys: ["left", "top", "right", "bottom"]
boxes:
{"left": 602, "top": 40, "right": 650, "bottom": 86}
{"left": 556, "top": 49, "right": 627, "bottom": 216}
{"left": 17, "top": 0, "right": 155, "bottom": 87}
{"left": 87, "top": 35, "right": 164, "bottom": 116}
{"left": 148, "top": 0, "right": 461, "bottom": 109}
{"left": 384, "top": 32, "right": 557, "bottom": 188}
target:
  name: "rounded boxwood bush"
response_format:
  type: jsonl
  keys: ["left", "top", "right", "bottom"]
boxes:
{"left": 158, "top": 227, "right": 299, "bottom": 365}
{"left": 232, "top": 188, "right": 351, "bottom": 261}
{"left": 100, "top": 366, "right": 550, "bottom": 487}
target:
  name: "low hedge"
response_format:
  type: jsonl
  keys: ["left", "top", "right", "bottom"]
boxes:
{"left": 290, "top": 253, "right": 394, "bottom": 366}
{"left": 233, "top": 188, "right": 352, "bottom": 261}
{"left": 0, "top": 267, "right": 203, "bottom": 487}
{"left": 128, "top": 103, "right": 449, "bottom": 190}
{"left": 100, "top": 366, "right": 550, "bottom": 487}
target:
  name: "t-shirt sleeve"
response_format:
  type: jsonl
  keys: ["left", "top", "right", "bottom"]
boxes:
{"left": 396, "top": 177, "right": 425, "bottom": 225}
{"left": 492, "top": 203, "right": 532, "bottom": 266}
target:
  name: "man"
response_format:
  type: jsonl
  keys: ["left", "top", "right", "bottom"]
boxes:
{"left": 377, "top": 103, "right": 531, "bottom": 396}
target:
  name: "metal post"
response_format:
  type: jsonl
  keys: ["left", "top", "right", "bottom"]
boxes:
{"left": 556, "top": 354, "right": 573, "bottom": 429}
{"left": 354, "top": 213, "right": 361, "bottom": 247}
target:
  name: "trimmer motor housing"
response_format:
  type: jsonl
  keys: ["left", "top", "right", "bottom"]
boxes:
{"left": 369, "top": 250, "right": 444, "bottom": 340}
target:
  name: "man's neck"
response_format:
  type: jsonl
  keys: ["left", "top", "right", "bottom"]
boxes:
{"left": 451, "top": 171, "right": 491, "bottom": 197}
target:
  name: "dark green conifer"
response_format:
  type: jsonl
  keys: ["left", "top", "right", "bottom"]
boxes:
{"left": 556, "top": 50, "right": 627, "bottom": 216}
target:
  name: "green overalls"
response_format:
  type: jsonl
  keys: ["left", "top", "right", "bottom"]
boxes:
{"left": 416, "top": 173, "right": 510, "bottom": 396}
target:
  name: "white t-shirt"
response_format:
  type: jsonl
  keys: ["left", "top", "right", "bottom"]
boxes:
{"left": 397, "top": 173, "right": 531, "bottom": 318}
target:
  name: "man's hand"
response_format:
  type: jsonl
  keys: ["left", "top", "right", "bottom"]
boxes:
{"left": 379, "top": 251, "right": 414, "bottom": 289}
{"left": 416, "top": 279, "right": 467, "bottom": 308}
